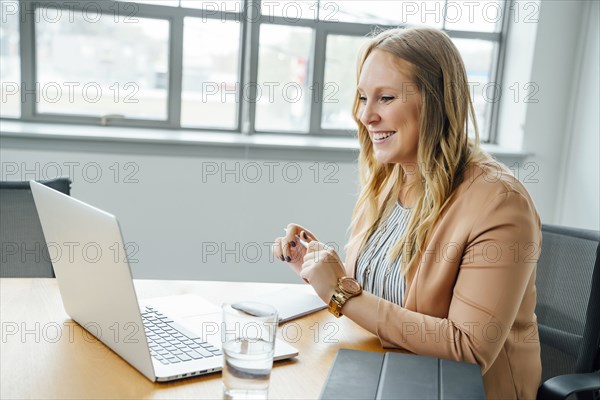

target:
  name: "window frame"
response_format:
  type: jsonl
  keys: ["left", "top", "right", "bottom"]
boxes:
{"left": 5, "top": 0, "right": 508, "bottom": 142}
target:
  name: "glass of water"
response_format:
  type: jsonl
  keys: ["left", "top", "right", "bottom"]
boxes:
{"left": 221, "top": 302, "right": 278, "bottom": 400}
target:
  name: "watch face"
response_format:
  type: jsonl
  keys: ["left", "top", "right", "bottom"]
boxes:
{"left": 340, "top": 278, "right": 361, "bottom": 295}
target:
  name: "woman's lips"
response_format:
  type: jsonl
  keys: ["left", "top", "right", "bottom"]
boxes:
{"left": 372, "top": 131, "right": 397, "bottom": 143}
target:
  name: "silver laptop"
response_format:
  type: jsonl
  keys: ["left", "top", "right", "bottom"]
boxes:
{"left": 30, "top": 180, "right": 298, "bottom": 382}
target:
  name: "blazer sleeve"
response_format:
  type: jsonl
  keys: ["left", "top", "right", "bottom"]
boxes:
{"left": 374, "top": 190, "right": 541, "bottom": 373}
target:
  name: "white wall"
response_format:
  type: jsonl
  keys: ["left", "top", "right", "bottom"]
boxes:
{"left": 496, "top": 1, "right": 540, "bottom": 152}
{"left": 0, "top": 139, "right": 360, "bottom": 282}
{"left": 497, "top": 0, "right": 598, "bottom": 230}
{"left": 556, "top": 0, "right": 600, "bottom": 230}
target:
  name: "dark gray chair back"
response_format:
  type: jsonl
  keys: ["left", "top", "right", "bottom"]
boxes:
{"left": 0, "top": 178, "right": 71, "bottom": 278}
{"left": 536, "top": 224, "right": 600, "bottom": 399}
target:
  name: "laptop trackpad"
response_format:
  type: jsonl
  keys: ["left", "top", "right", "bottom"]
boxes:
{"left": 140, "top": 294, "right": 222, "bottom": 342}
{"left": 141, "top": 294, "right": 221, "bottom": 318}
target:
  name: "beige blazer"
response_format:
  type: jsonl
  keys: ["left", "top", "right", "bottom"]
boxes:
{"left": 345, "top": 157, "right": 542, "bottom": 399}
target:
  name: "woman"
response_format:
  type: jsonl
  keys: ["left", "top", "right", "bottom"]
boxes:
{"left": 273, "top": 27, "right": 541, "bottom": 399}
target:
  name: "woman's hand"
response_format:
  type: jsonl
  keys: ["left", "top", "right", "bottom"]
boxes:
{"left": 272, "top": 223, "right": 318, "bottom": 275}
{"left": 300, "top": 241, "right": 346, "bottom": 304}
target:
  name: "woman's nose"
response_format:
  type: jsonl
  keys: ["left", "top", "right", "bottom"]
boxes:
{"left": 359, "top": 102, "right": 380, "bottom": 127}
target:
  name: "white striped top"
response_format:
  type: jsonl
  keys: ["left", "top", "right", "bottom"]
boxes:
{"left": 355, "top": 202, "right": 412, "bottom": 306}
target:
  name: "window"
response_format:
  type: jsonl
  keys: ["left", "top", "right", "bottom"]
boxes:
{"left": 181, "top": 17, "right": 241, "bottom": 129}
{"left": 255, "top": 23, "right": 312, "bottom": 132}
{"left": 35, "top": 9, "right": 170, "bottom": 119}
{"left": 0, "top": 0, "right": 20, "bottom": 118}
{"left": 1, "top": 0, "right": 508, "bottom": 142}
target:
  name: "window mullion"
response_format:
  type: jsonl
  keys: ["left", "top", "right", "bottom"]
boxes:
{"left": 19, "top": 1, "right": 36, "bottom": 120}
{"left": 168, "top": 14, "right": 184, "bottom": 128}
{"left": 243, "top": 0, "right": 261, "bottom": 135}
{"left": 309, "top": 26, "right": 327, "bottom": 135}
{"left": 235, "top": 1, "right": 249, "bottom": 133}
{"left": 489, "top": 0, "right": 512, "bottom": 144}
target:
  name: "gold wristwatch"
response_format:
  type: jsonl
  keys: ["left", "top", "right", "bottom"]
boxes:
{"left": 328, "top": 277, "right": 362, "bottom": 318}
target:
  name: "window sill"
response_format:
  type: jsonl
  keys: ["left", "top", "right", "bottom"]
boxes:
{"left": 0, "top": 120, "right": 529, "bottom": 161}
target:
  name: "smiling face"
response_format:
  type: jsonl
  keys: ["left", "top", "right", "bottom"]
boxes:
{"left": 357, "top": 49, "right": 422, "bottom": 165}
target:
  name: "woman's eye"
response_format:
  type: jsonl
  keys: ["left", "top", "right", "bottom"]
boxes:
{"left": 380, "top": 96, "right": 395, "bottom": 103}
{"left": 358, "top": 96, "right": 367, "bottom": 103}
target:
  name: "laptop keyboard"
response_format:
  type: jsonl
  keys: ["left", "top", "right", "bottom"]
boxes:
{"left": 142, "top": 307, "right": 222, "bottom": 365}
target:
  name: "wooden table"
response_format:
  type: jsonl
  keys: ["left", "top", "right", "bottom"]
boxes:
{"left": 0, "top": 278, "right": 384, "bottom": 399}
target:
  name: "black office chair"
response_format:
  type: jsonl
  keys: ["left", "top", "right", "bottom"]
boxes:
{"left": 536, "top": 224, "right": 600, "bottom": 400}
{"left": 0, "top": 178, "right": 71, "bottom": 278}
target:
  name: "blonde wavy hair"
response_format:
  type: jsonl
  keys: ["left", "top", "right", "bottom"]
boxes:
{"left": 346, "top": 27, "right": 485, "bottom": 278}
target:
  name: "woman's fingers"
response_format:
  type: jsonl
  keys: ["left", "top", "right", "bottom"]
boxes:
{"left": 273, "top": 234, "right": 302, "bottom": 264}
{"left": 302, "top": 241, "right": 344, "bottom": 270}
{"left": 285, "top": 223, "right": 318, "bottom": 244}
{"left": 273, "top": 224, "right": 322, "bottom": 270}
{"left": 299, "top": 266, "right": 310, "bottom": 283}
{"left": 271, "top": 237, "right": 285, "bottom": 262}
{"left": 281, "top": 233, "right": 296, "bottom": 263}
{"left": 300, "top": 242, "right": 346, "bottom": 303}
{"left": 284, "top": 224, "right": 301, "bottom": 248}
{"left": 297, "top": 226, "right": 318, "bottom": 243}
{"left": 282, "top": 224, "right": 312, "bottom": 262}
{"left": 302, "top": 241, "right": 329, "bottom": 264}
